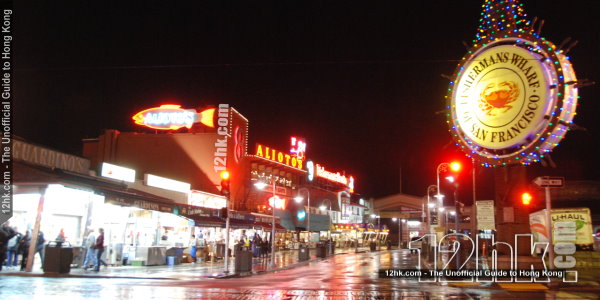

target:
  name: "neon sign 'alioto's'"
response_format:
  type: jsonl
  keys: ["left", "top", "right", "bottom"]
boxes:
{"left": 132, "top": 105, "right": 215, "bottom": 130}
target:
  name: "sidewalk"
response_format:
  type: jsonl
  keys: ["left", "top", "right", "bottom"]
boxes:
{"left": 0, "top": 247, "right": 362, "bottom": 280}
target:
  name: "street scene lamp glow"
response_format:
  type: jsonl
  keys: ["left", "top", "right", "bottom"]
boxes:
{"left": 445, "top": 175, "right": 455, "bottom": 183}
{"left": 439, "top": 207, "right": 445, "bottom": 212}
{"left": 320, "top": 205, "right": 327, "bottom": 211}
{"left": 294, "top": 196, "right": 303, "bottom": 203}
{"left": 428, "top": 203, "right": 435, "bottom": 208}
{"left": 450, "top": 211, "right": 456, "bottom": 216}
{"left": 522, "top": 192, "right": 532, "bottom": 206}
{"left": 392, "top": 217, "right": 397, "bottom": 222}
{"left": 450, "top": 161, "right": 461, "bottom": 172}
{"left": 219, "top": 170, "right": 230, "bottom": 180}
{"left": 253, "top": 181, "right": 267, "bottom": 190}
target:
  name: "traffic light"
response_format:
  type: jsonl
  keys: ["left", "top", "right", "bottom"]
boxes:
{"left": 220, "top": 207, "right": 228, "bottom": 218}
{"left": 521, "top": 192, "right": 532, "bottom": 206}
{"left": 219, "top": 170, "right": 230, "bottom": 195}
{"left": 445, "top": 161, "right": 462, "bottom": 183}
{"left": 450, "top": 161, "right": 461, "bottom": 172}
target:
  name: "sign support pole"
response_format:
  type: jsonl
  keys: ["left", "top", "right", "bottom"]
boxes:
{"left": 223, "top": 196, "right": 230, "bottom": 273}
{"left": 544, "top": 186, "right": 554, "bottom": 270}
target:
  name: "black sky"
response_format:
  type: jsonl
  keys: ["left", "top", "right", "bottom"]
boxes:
{"left": 14, "top": 1, "right": 600, "bottom": 200}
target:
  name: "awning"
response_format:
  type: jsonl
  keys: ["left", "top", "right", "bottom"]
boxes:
{"left": 14, "top": 162, "right": 177, "bottom": 214}
{"left": 176, "top": 204, "right": 224, "bottom": 227}
{"left": 295, "top": 213, "right": 331, "bottom": 232}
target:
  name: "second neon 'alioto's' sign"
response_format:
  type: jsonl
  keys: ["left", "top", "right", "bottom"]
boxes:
{"left": 255, "top": 144, "right": 303, "bottom": 170}
{"left": 132, "top": 105, "right": 215, "bottom": 130}
{"left": 447, "top": 1, "right": 579, "bottom": 167}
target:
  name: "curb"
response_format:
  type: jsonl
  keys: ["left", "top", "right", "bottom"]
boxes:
{"left": 0, "top": 252, "right": 352, "bottom": 281}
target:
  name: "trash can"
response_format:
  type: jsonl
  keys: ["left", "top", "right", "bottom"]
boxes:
{"left": 298, "top": 244, "right": 309, "bottom": 261}
{"left": 234, "top": 245, "right": 252, "bottom": 272}
{"left": 216, "top": 243, "right": 226, "bottom": 259}
{"left": 316, "top": 243, "right": 327, "bottom": 258}
{"left": 369, "top": 242, "right": 377, "bottom": 251}
{"left": 44, "top": 241, "right": 73, "bottom": 274}
{"left": 166, "top": 256, "right": 175, "bottom": 266}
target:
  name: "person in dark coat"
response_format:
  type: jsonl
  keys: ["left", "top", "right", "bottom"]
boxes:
{"left": 34, "top": 231, "right": 45, "bottom": 267}
{"left": 0, "top": 221, "right": 17, "bottom": 271}
{"left": 18, "top": 231, "right": 31, "bottom": 271}
{"left": 93, "top": 228, "right": 108, "bottom": 271}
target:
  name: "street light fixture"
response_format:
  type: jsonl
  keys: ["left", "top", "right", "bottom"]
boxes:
{"left": 254, "top": 179, "right": 277, "bottom": 267}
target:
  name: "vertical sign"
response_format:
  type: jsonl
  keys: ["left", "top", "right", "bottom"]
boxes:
{"left": 0, "top": 4, "right": 12, "bottom": 225}
{"left": 476, "top": 200, "right": 495, "bottom": 230}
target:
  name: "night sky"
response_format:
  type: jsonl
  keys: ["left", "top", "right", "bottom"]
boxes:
{"left": 14, "top": 1, "right": 600, "bottom": 201}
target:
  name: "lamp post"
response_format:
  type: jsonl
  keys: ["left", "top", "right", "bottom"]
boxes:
{"left": 254, "top": 178, "right": 277, "bottom": 268}
{"left": 436, "top": 163, "right": 450, "bottom": 228}
{"left": 319, "top": 199, "right": 332, "bottom": 240}
{"left": 294, "top": 187, "right": 311, "bottom": 243}
{"left": 392, "top": 218, "right": 405, "bottom": 249}
{"left": 426, "top": 185, "right": 437, "bottom": 234}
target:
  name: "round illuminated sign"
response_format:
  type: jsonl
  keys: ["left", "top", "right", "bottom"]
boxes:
{"left": 448, "top": 37, "right": 578, "bottom": 166}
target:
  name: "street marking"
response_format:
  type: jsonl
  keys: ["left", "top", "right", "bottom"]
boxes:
{"left": 497, "top": 283, "right": 548, "bottom": 290}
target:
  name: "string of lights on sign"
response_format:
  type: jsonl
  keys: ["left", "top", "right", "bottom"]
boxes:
{"left": 446, "top": 0, "right": 580, "bottom": 167}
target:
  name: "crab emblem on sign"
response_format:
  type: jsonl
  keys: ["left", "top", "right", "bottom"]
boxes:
{"left": 479, "top": 81, "right": 519, "bottom": 116}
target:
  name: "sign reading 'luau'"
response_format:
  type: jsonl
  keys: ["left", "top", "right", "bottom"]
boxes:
{"left": 447, "top": 0, "right": 579, "bottom": 166}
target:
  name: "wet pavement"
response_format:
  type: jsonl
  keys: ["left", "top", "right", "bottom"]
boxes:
{"left": 1, "top": 249, "right": 599, "bottom": 299}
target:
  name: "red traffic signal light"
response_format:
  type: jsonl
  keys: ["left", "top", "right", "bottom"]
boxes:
{"left": 449, "top": 161, "right": 461, "bottom": 172}
{"left": 219, "top": 170, "right": 230, "bottom": 180}
{"left": 219, "top": 170, "right": 230, "bottom": 195}
{"left": 521, "top": 192, "right": 532, "bottom": 206}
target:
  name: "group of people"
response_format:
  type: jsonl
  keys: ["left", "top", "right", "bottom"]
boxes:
{"left": 248, "top": 232, "right": 270, "bottom": 259}
{"left": 0, "top": 222, "right": 45, "bottom": 271}
{"left": 82, "top": 228, "right": 107, "bottom": 271}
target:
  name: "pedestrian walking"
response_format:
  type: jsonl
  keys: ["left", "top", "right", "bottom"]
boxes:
{"left": 189, "top": 234, "right": 197, "bottom": 263}
{"left": 82, "top": 228, "right": 97, "bottom": 270}
{"left": 252, "top": 234, "right": 261, "bottom": 258}
{"left": 93, "top": 228, "right": 108, "bottom": 271}
{"left": 18, "top": 231, "right": 31, "bottom": 271}
{"left": 6, "top": 227, "right": 22, "bottom": 269}
{"left": 0, "top": 222, "right": 17, "bottom": 271}
{"left": 34, "top": 231, "right": 45, "bottom": 268}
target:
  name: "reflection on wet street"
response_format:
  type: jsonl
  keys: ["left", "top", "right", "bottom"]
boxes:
{"left": 0, "top": 250, "right": 598, "bottom": 299}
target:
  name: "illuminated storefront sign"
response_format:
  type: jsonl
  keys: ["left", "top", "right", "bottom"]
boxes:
{"left": 255, "top": 144, "right": 304, "bottom": 170}
{"left": 101, "top": 162, "right": 136, "bottom": 183}
{"left": 132, "top": 104, "right": 215, "bottom": 130}
{"left": 290, "top": 136, "right": 307, "bottom": 160}
{"left": 145, "top": 174, "right": 191, "bottom": 194}
{"left": 268, "top": 196, "right": 286, "bottom": 210}
{"left": 315, "top": 163, "right": 355, "bottom": 192}
{"left": 189, "top": 190, "right": 226, "bottom": 209}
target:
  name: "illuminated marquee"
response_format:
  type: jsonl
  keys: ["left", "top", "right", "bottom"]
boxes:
{"left": 268, "top": 196, "right": 286, "bottom": 210}
{"left": 132, "top": 105, "right": 215, "bottom": 130}
{"left": 315, "top": 163, "right": 355, "bottom": 192}
{"left": 255, "top": 144, "right": 303, "bottom": 170}
{"left": 447, "top": 1, "right": 579, "bottom": 166}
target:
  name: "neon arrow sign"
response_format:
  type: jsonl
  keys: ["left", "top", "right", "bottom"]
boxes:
{"left": 132, "top": 105, "right": 215, "bottom": 130}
